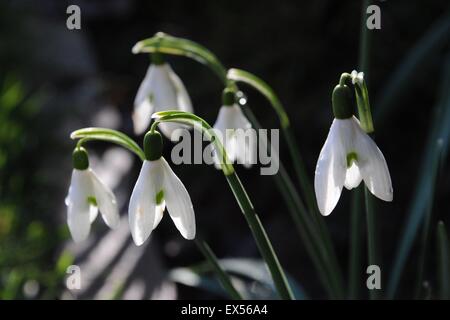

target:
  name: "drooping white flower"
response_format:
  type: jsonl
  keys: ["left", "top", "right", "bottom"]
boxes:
{"left": 128, "top": 132, "right": 195, "bottom": 245}
{"left": 133, "top": 55, "right": 192, "bottom": 139}
{"left": 314, "top": 116, "right": 393, "bottom": 216}
{"left": 351, "top": 70, "right": 364, "bottom": 86}
{"left": 212, "top": 89, "right": 256, "bottom": 168}
{"left": 65, "top": 148, "right": 120, "bottom": 242}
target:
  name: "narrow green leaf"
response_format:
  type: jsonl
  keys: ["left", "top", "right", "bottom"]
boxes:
{"left": 133, "top": 32, "right": 228, "bottom": 83}
{"left": 70, "top": 127, "right": 145, "bottom": 160}
{"left": 348, "top": 185, "right": 363, "bottom": 299}
{"left": 195, "top": 239, "right": 243, "bottom": 300}
{"left": 153, "top": 110, "right": 294, "bottom": 299}
{"left": 375, "top": 12, "right": 450, "bottom": 122}
{"left": 227, "top": 70, "right": 345, "bottom": 297}
{"left": 387, "top": 53, "right": 450, "bottom": 298}
{"left": 437, "top": 221, "right": 450, "bottom": 299}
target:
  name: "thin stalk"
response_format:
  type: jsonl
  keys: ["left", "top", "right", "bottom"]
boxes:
{"left": 225, "top": 173, "right": 294, "bottom": 299}
{"left": 348, "top": 185, "right": 363, "bottom": 299}
{"left": 358, "top": 0, "right": 372, "bottom": 78}
{"left": 195, "top": 239, "right": 243, "bottom": 300}
{"left": 153, "top": 112, "right": 294, "bottom": 299}
{"left": 228, "top": 69, "right": 345, "bottom": 297}
{"left": 243, "top": 107, "right": 344, "bottom": 298}
{"left": 437, "top": 221, "right": 450, "bottom": 299}
{"left": 414, "top": 141, "right": 441, "bottom": 298}
{"left": 358, "top": 0, "right": 380, "bottom": 300}
{"left": 364, "top": 187, "right": 380, "bottom": 299}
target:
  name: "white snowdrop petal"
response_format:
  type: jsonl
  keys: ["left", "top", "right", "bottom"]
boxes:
{"left": 133, "top": 65, "right": 156, "bottom": 135}
{"left": 153, "top": 201, "right": 166, "bottom": 229}
{"left": 167, "top": 64, "right": 193, "bottom": 113}
{"left": 355, "top": 126, "right": 393, "bottom": 202}
{"left": 344, "top": 162, "right": 363, "bottom": 190}
{"left": 132, "top": 99, "right": 153, "bottom": 135}
{"left": 89, "top": 205, "right": 99, "bottom": 223}
{"left": 160, "top": 158, "right": 196, "bottom": 240}
{"left": 152, "top": 64, "right": 179, "bottom": 111}
{"left": 66, "top": 169, "right": 94, "bottom": 242}
{"left": 128, "top": 160, "right": 163, "bottom": 245}
{"left": 152, "top": 64, "right": 192, "bottom": 139}
{"left": 236, "top": 128, "right": 257, "bottom": 168}
{"left": 89, "top": 169, "right": 120, "bottom": 229}
{"left": 212, "top": 104, "right": 254, "bottom": 167}
{"left": 314, "top": 119, "right": 347, "bottom": 216}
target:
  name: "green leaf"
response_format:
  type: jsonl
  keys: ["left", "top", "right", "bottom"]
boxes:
{"left": 387, "top": 53, "right": 450, "bottom": 298}
{"left": 437, "top": 221, "right": 450, "bottom": 299}
{"left": 70, "top": 127, "right": 145, "bottom": 160}
{"left": 195, "top": 239, "right": 242, "bottom": 300}
{"left": 133, "top": 32, "right": 228, "bottom": 84}
{"left": 375, "top": 12, "right": 450, "bottom": 122}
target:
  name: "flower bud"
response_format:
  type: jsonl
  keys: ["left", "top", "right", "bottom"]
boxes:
{"left": 222, "top": 88, "right": 235, "bottom": 106}
{"left": 144, "top": 131, "right": 163, "bottom": 161}
{"left": 332, "top": 84, "right": 353, "bottom": 119}
{"left": 72, "top": 147, "right": 89, "bottom": 170}
{"left": 151, "top": 52, "right": 164, "bottom": 65}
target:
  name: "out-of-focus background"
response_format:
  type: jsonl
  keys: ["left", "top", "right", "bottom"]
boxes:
{"left": 0, "top": 0, "right": 449, "bottom": 299}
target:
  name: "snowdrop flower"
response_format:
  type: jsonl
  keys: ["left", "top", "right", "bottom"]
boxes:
{"left": 133, "top": 52, "right": 192, "bottom": 139}
{"left": 314, "top": 84, "right": 393, "bottom": 216}
{"left": 129, "top": 131, "right": 195, "bottom": 245}
{"left": 65, "top": 147, "right": 120, "bottom": 242}
{"left": 212, "top": 89, "right": 256, "bottom": 168}
{"left": 351, "top": 70, "right": 364, "bottom": 86}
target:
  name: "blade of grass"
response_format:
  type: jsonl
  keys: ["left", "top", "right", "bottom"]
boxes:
{"left": 348, "top": 185, "right": 363, "bottom": 299}
{"left": 437, "top": 221, "right": 450, "bottom": 299}
{"left": 243, "top": 107, "right": 343, "bottom": 298}
{"left": 358, "top": 0, "right": 381, "bottom": 300}
{"left": 387, "top": 53, "right": 450, "bottom": 298}
{"left": 414, "top": 141, "right": 442, "bottom": 298}
{"left": 375, "top": 11, "right": 450, "bottom": 122}
{"left": 195, "top": 239, "right": 243, "bottom": 300}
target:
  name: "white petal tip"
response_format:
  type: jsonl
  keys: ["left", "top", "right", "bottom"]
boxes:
{"left": 182, "top": 232, "right": 196, "bottom": 240}
{"left": 131, "top": 236, "right": 146, "bottom": 246}
{"left": 319, "top": 208, "right": 333, "bottom": 217}
{"left": 131, "top": 43, "right": 142, "bottom": 54}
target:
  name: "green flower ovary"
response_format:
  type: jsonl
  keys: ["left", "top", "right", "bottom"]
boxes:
{"left": 346, "top": 152, "right": 358, "bottom": 168}
{"left": 87, "top": 196, "right": 98, "bottom": 206}
{"left": 156, "top": 190, "right": 164, "bottom": 205}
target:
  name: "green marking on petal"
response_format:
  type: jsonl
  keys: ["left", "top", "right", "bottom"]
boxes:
{"left": 346, "top": 152, "right": 358, "bottom": 168}
{"left": 156, "top": 190, "right": 164, "bottom": 205}
{"left": 87, "top": 196, "right": 98, "bottom": 207}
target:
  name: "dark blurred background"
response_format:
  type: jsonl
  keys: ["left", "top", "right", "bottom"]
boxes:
{"left": 0, "top": 0, "right": 449, "bottom": 299}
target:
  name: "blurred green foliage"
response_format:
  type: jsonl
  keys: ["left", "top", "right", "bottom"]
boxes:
{"left": 0, "top": 76, "right": 72, "bottom": 299}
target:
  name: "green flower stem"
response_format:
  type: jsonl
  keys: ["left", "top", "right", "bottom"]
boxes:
{"left": 414, "top": 139, "right": 443, "bottom": 298}
{"left": 70, "top": 127, "right": 145, "bottom": 160}
{"left": 242, "top": 107, "right": 344, "bottom": 298}
{"left": 152, "top": 111, "right": 294, "bottom": 300}
{"left": 194, "top": 239, "right": 243, "bottom": 300}
{"left": 224, "top": 173, "right": 294, "bottom": 299}
{"left": 227, "top": 69, "right": 332, "bottom": 252}
{"left": 358, "top": 0, "right": 372, "bottom": 85}
{"left": 133, "top": 32, "right": 228, "bottom": 84}
{"left": 437, "top": 221, "right": 450, "bottom": 300}
{"left": 364, "top": 187, "right": 380, "bottom": 299}
{"left": 348, "top": 186, "right": 363, "bottom": 299}
{"left": 228, "top": 69, "right": 344, "bottom": 297}
{"left": 358, "top": 0, "right": 380, "bottom": 300}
